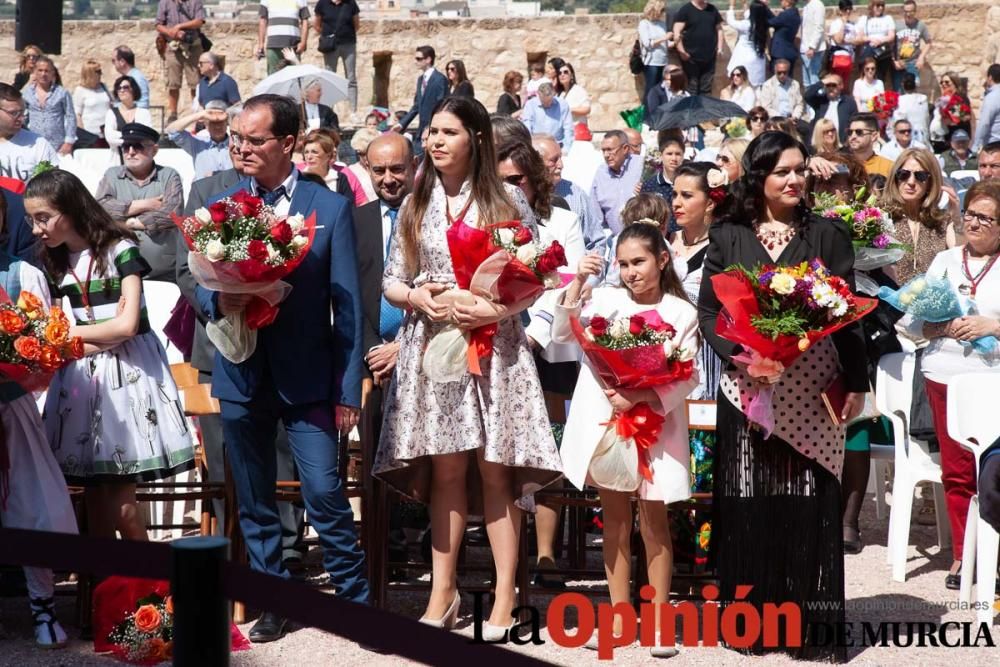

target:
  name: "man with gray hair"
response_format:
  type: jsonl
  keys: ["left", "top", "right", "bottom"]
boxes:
{"left": 165, "top": 100, "right": 235, "bottom": 179}
{"left": 521, "top": 82, "right": 574, "bottom": 150}
{"left": 590, "top": 129, "right": 643, "bottom": 235}
{"left": 757, "top": 58, "right": 805, "bottom": 120}
{"left": 533, "top": 133, "right": 604, "bottom": 249}
{"left": 196, "top": 51, "right": 241, "bottom": 109}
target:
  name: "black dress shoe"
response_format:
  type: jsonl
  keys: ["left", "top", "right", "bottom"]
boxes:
{"left": 249, "top": 612, "right": 288, "bottom": 643}
{"left": 531, "top": 571, "right": 566, "bottom": 590}
{"left": 945, "top": 573, "right": 961, "bottom": 590}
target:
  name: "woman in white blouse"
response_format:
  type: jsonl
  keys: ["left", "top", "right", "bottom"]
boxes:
{"left": 103, "top": 76, "right": 153, "bottom": 163}
{"left": 725, "top": 0, "right": 769, "bottom": 86}
{"left": 856, "top": 0, "right": 895, "bottom": 87}
{"left": 556, "top": 62, "right": 592, "bottom": 135}
{"left": 638, "top": 0, "right": 672, "bottom": 112}
{"left": 908, "top": 180, "right": 1000, "bottom": 590}
{"left": 73, "top": 59, "right": 111, "bottom": 139}
{"left": 719, "top": 66, "right": 756, "bottom": 111}
{"left": 852, "top": 57, "right": 885, "bottom": 110}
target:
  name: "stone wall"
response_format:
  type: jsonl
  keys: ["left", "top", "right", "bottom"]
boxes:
{"left": 0, "top": 2, "right": 994, "bottom": 131}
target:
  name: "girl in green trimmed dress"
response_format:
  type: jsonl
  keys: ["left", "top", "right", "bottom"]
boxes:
{"left": 25, "top": 169, "right": 194, "bottom": 541}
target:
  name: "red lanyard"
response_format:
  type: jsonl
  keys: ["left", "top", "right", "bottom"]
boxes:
{"left": 961, "top": 245, "right": 999, "bottom": 298}
{"left": 67, "top": 255, "right": 96, "bottom": 322}
{"left": 445, "top": 197, "right": 473, "bottom": 226}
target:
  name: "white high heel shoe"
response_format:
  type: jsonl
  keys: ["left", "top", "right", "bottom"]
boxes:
{"left": 480, "top": 621, "right": 515, "bottom": 642}
{"left": 418, "top": 591, "right": 461, "bottom": 630}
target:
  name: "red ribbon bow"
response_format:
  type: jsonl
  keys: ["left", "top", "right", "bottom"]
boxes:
{"left": 601, "top": 402, "right": 664, "bottom": 483}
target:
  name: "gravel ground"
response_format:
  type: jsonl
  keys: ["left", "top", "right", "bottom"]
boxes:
{"left": 1, "top": 493, "right": 998, "bottom": 666}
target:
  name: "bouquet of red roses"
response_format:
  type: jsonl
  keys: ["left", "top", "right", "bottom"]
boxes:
{"left": 0, "top": 289, "right": 84, "bottom": 392}
{"left": 569, "top": 309, "right": 695, "bottom": 491}
{"left": 941, "top": 94, "right": 972, "bottom": 126}
{"left": 867, "top": 90, "right": 899, "bottom": 121}
{"left": 424, "top": 220, "right": 564, "bottom": 381}
{"left": 710, "top": 259, "right": 875, "bottom": 434}
{"left": 173, "top": 190, "right": 317, "bottom": 363}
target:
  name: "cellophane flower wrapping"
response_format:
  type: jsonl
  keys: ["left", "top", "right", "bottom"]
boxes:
{"left": 711, "top": 259, "right": 876, "bottom": 434}
{"left": 172, "top": 191, "right": 317, "bottom": 363}
{"left": 867, "top": 90, "right": 899, "bottom": 120}
{"left": 879, "top": 273, "right": 999, "bottom": 353}
{"left": 569, "top": 310, "right": 695, "bottom": 491}
{"left": 0, "top": 288, "right": 84, "bottom": 393}
{"left": 94, "top": 576, "right": 249, "bottom": 665}
{"left": 942, "top": 94, "right": 972, "bottom": 125}
{"left": 813, "top": 189, "right": 907, "bottom": 271}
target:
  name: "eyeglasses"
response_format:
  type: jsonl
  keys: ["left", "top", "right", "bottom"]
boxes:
{"left": 847, "top": 128, "right": 874, "bottom": 137}
{"left": 941, "top": 79, "right": 954, "bottom": 86}
{"left": 25, "top": 54, "right": 39, "bottom": 61}
{"left": 717, "top": 154, "right": 732, "bottom": 164}
{"left": 26, "top": 212, "right": 60, "bottom": 231}
{"left": 963, "top": 210, "right": 997, "bottom": 228}
{"left": 601, "top": 145, "right": 625, "bottom": 155}
{"left": 895, "top": 168, "right": 931, "bottom": 183}
{"left": 122, "top": 142, "right": 151, "bottom": 153}
{"left": 230, "top": 133, "right": 281, "bottom": 148}
{"left": 503, "top": 173, "right": 527, "bottom": 186}
{"left": 0, "top": 107, "right": 25, "bottom": 120}
{"left": 731, "top": 72, "right": 743, "bottom": 78}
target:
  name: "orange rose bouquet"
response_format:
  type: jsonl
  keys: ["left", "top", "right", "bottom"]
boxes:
{"left": 0, "top": 288, "right": 83, "bottom": 392}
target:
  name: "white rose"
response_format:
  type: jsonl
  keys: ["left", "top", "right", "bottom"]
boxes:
{"left": 497, "top": 228, "right": 515, "bottom": 245}
{"left": 287, "top": 214, "right": 305, "bottom": 234}
{"left": 290, "top": 235, "right": 308, "bottom": 250}
{"left": 194, "top": 207, "right": 212, "bottom": 224}
{"left": 770, "top": 273, "right": 796, "bottom": 296}
{"left": 609, "top": 317, "right": 629, "bottom": 339}
{"left": 205, "top": 239, "right": 226, "bottom": 262}
{"left": 706, "top": 168, "right": 729, "bottom": 189}
{"left": 267, "top": 243, "right": 280, "bottom": 261}
{"left": 661, "top": 336, "right": 677, "bottom": 358}
{"left": 515, "top": 243, "right": 538, "bottom": 265}
{"left": 543, "top": 273, "right": 562, "bottom": 289}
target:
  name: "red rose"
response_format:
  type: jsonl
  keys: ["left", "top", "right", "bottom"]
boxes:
{"left": 589, "top": 315, "right": 608, "bottom": 337}
{"left": 535, "top": 242, "right": 567, "bottom": 274}
{"left": 247, "top": 239, "right": 269, "bottom": 262}
{"left": 513, "top": 225, "right": 533, "bottom": 245}
{"left": 629, "top": 314, "right": 646, "bottom": 336}
{"left": 269, "top": 221, "right": 293, "bottom": 245}
{"left": 208, "top": 201, "right": 228, "bottom": 224}
{"left": 232, "top": 190, "right": 263, "bottom": 217}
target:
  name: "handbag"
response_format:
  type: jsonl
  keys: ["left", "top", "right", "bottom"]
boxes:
{"left": 200, "top": 33, "right": 213, "bottom": 52}
{"left": 318, "top": 34, "right": 337, "bottom": 53}
{"left": 872, "top": 44, "right": 892, "bottom": 62}
{"left": 629, "top": 39, "right": 644, "bottom": 75}
{"left": 163, "top": 295, "right": 196, "bottom": 360}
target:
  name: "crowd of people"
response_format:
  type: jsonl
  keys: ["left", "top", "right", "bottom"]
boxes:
{"left": 1, "top": 0, "right": 999, "bottom": 663}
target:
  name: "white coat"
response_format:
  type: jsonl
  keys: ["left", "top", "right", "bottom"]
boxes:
{"left": 552, "top": 286, "right": 699, "bottom": 503}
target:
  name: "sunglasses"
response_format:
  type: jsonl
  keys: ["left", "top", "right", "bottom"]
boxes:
{"left": 503, "top": 174, "right": 527, "bottom": 185}
{"left": 963, "top": 210, "right": 997, "bottom": 228}
{"left": 446, "top": 67, "right": 455, "bottom": 71}
{"left": 750, "top": 115, "right": 766, "bottom": 122}
{"left": 824, "top": 83, "right": 839, "bottom": 89}
{"left": 776, "top": 70, "right": 789, "bottom": 76}
{"left": 896, "top": 128, "right": 912, "bottom": 134}
{"left": 895, "top": 168, "right": 931, "bottom": 183}
{"left": 559, "top": 70, "right": 571, "bottom": 75}
{"left": 117, "top": 85, "right": 132, "bottom": 91}
{"left": 847, "top": 128, "right": 873, "bottom": 137}
{"left": 122, "top": 142, "right": 149, "bottom": 153}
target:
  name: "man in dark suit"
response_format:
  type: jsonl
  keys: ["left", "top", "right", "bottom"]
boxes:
{"left": 392, "top": 45, "right": 447, "bottom": 157}
{"left": 195, "top": 94, "right": 368, "bottom": 642}
{"left": 0, "top": 186, "right": 36, "bottom": 265}
{"left": 805, "top": 73, "right": 859, "bottom": 145}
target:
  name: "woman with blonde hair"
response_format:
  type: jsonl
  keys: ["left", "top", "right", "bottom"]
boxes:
{"left": 715, "top": 137, "right": 748, "bottom": 182}
{"left": 638, "top": 0, "right": 673, "bottom": 112}
{"left": 811, "top": 118, "right": 841, "bottom": 155}
{"left": 881, "top": 147, "right": 959, "bottom": 284}
{"left": 73, "top": 59, "right": 112, "bottom": 139}
{"left": 12, "top": 45, "right": 42, "bottom": 90}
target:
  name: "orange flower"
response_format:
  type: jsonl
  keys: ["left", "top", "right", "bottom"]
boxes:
{"left": 164, "top": 596, "right": 173, "bottom": 615}
{"left": 746, "top": 351, "right": 785, "bottom": 384}
{"left": 16, "top": 292, "right": 43, "bottom": 320}
{"left": 37, "top": 345, "right": 62, "bottom": 372}
{"left": 65, "top": 336, "right": 85, "bottom": 360}
{"left": 44, "top": 318, "right": 69, "bottom": 345}
{"left": 0, "top": 309, "right": 26, "bottom": 335}
{"left": 13, "top": 335, "right": 41, "bottom": 361}
{"left": 133, "top": 604, "right": 162, "bottom": 633}
{"left": 144, "top": 637, "right": 170, "bottom": 660}
{"left": 49, "top": 305, "right": 70, "bottom": 328}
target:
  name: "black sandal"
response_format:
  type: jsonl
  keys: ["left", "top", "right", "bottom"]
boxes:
{"left": 843, "top": 527, "right": 862, "bottom": 554}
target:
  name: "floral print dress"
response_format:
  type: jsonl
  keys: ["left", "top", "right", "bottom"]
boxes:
{"left": 373, "top": 180, "right": 562, "bottom": 507}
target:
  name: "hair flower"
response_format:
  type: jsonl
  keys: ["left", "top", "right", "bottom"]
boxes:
{"left": 706, "top": 168, "right": 730, "bottom": 189}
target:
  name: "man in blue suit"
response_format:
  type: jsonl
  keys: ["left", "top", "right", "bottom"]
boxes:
{"left": 0, "top": 186, "right": 36, "bottom": 265}
{"left": 195, "top": 94, "right": 369, "bottom": 642}
{"left": 392, "top": 45, "right": 447, "bottom": 157}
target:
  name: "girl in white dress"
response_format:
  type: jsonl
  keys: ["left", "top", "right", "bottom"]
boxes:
{"left": 553, "top": 222, "right": 699, "bottom": 657}
{"left": 0, "top": 193, "right": 77, "bottom": 649}
{"left": 24, "top": 170, "right": 194, "bottom": 543}
{"left": 725, "top": 0, "right": 769, "bottom": 86}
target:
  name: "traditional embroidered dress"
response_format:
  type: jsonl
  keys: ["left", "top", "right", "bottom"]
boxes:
{"left": 43, "top": 240, "right": 194, "bottom": 482}
{"left": 0, "top": 250, "right": 77, "bottom": 645}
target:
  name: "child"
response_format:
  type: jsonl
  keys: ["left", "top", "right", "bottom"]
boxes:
{"left": 24, "top": 169, "right": 194, "bottom": 542}
{"left": 600, "top": 193, "right": 686, "bottom": 287}
{"left": 0, "top": 189, "right": 78, "bottom": 647}
{"left": 524, "top": 62, "right": 549, "bottom": 99}
{"left": 553, "top": 221, "right": 700, "bottom": 658}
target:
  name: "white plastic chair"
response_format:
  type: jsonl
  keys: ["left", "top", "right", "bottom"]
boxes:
{"left": 142, "top": 280, "right": 195, "bottom": 539}
{"left": 870, "top": 442, "right": 894, "bottom": 520}
{"left": 949, "top": 169, "right": 980, "bottom": 183}
{"left": 57, "top": 154, "right": 102, "bottom": 197}
{"left": 875, "top": 352, "right": 951, "bottom": 581}
{"left": 946, "top": 372, "right": 1000, "bottom": 624}
{"left": 152, "top": 148, "right": 196, "bottom": 204}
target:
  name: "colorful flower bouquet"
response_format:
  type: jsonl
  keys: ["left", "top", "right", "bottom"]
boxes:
{"left": 569, "top": 310, "right": 695, "bottom": 491}
{"left": 879, "top": 274, "right": 998, "bottom": 353}
{"left": 941, "top": 94, "right": 972, "bottom": 126}
{"left": 423, "top": 220, "right": 563, "bottom": 382}
{"left": 173, "top": 190, "right": 317, "bottom": 363}
{"left": 0, "top": 289, "right": 84, "bottom": 392}
{"left": 710, "top": 260, "right": 876, "bottom": 434}
{"left": 868, "top": 90, "right": 899, "bottom": 121}
{"left": 814, "top": 189, "right": 906, "bottom": 271}
{"left": 94, "top": 576, "right": 249, "bottom": 665}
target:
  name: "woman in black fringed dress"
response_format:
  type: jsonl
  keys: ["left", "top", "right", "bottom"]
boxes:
{"left": 697, "top": 132, "right": 869, "bottom": 663}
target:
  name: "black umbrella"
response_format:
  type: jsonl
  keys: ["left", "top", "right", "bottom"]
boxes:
{"left": 649, "top": 95, "right": 748, "bottom": 130}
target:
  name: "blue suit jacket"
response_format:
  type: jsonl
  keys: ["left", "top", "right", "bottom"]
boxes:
{"left": 399, "top": 69, "right": 449, "bottom": 133}
{"left": 195, "top": 177, "right": 365, "bottom": 408}
{"left": 1, "top": 187, "right": 37, "bottom": 267}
